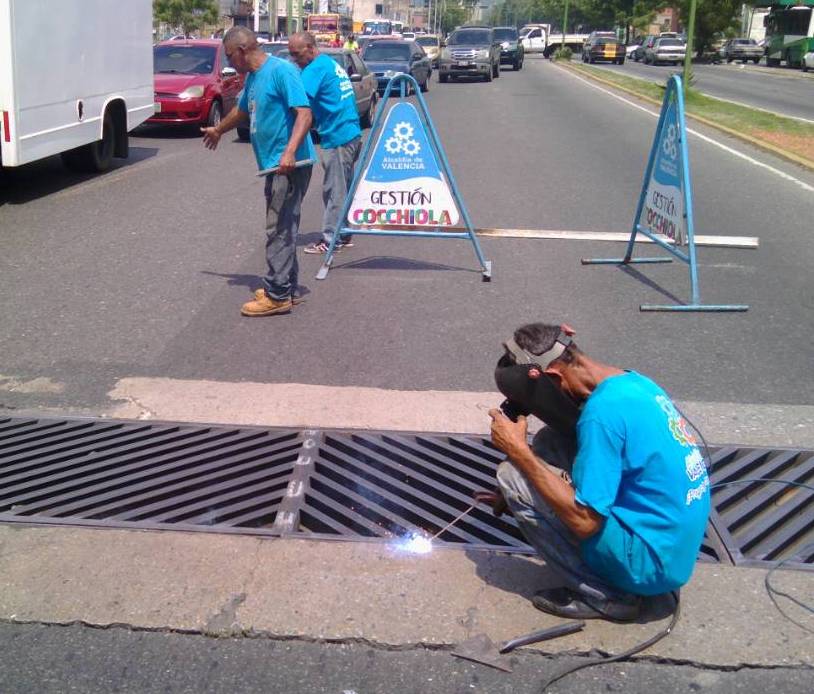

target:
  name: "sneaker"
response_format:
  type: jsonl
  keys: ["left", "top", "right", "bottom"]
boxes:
{"left": 254, "top": 288, "right": 305, "bottom": 305}
{"left": 303, "top": 241, "right": 332, "bottom": 254}
{"left": 241, "top": 294, "right": 292, "bottom": 317}
{"left": 337, "top": 239, "right": 354, "bottom": 248}
{"left": 531, "top": 587, "right": 640, "bottom": 622}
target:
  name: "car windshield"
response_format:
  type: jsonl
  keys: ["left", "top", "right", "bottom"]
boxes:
{"left": 658, "top": 39, "right": 682, "bottom": 47}
{"left": 493, "top": 29, "right": 517, "bottom": 41}
{"left": 262, "top": 43, "right": 289, "bottom": 55}
{"left": 735, "top": 39, "right": 756, "bottom": 45}
{"left": 363, "top": 43, "right": 411, "bottom": 61}
{"left": 597, "top": 38, "right": 619, "bottom": 45}
{"left": 416, "top": 36, "right": 438, "bottom": 47}
{"left": 448, "top": 30, "right": 491, "bottom": 46}
{"left": 153, "top": 45, "right": 217, "bottom": 74}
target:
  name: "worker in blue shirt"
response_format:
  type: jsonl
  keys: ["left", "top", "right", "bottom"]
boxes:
{"left": 288, "top": 32, "right": 362, "bottom": 255}
{"left": 489, "top": 322, "right": 711, "bottom": 621}
{"left": 202, "top": 26, "right": 315, "bottom": 317}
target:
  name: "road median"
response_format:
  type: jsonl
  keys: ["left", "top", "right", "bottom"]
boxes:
{"left": 558, "top": 62, "right": 814, "bottom": 171}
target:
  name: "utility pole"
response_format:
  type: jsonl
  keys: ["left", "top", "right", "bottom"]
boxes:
{"left": 561, "top": 0, "right": 569, "bottom": 50}
{"left": 271, "top": 0, "right": 278, "bottom": 38}
{"left": 682, "top": 0, "right": 697, "bottom": 93}
{"left": 287, "top": 0, "right": 293, "bottom": 35}
{"left": 297, "top": 0, "right": 303, "bottom": 33}
{"left": 253, "top": 0, "right": 260, "bottom": 32}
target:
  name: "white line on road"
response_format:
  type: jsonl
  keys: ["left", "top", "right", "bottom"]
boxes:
{"left": 477, "top": 228, "right": 759, "bottom": 248}
{"left": 563, "top": 68, "right": 814, "bottom": 194}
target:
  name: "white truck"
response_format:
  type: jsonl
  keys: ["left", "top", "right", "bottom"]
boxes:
{"left": 0, "top": 0, "right": 154, "bottom": 172}
{"left": 520, "top": 23, "right": 590, "bottom": 58}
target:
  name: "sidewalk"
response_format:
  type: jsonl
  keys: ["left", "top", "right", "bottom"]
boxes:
{"left": 1, "top": 524, "right": 811, "bottom": 670}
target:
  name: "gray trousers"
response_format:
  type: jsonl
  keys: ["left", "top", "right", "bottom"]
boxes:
{"left": 496, "top": 427, "right": 637, "bottom": 607}
{"left": 262, "top": 166, "right": 312, "bottom": 301}
{"left": 319, "top": 137, "right": 361, "bottom": 245}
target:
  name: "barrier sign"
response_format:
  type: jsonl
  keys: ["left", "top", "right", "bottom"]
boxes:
{"left": 639, "top": 96, "right": 686, "bottom": 245}
{"left": 349, "top": 101, "right": 460, "bottom": 228}
{"left": 316, "top": 73, "right": 491, "bottom": 281}
{"left": 581, "top": 75, "right": 747, "bottom": 312}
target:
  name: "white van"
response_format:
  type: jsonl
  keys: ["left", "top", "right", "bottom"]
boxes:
{"left": 0, "top": 0, "right": 154, "bottom": 172}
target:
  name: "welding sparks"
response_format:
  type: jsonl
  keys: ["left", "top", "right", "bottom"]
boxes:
{"left": 391, "top": 532, "right": 434, "bottom": 554}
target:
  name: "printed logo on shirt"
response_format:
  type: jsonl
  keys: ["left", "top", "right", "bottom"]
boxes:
{"left": 684, "top": 448, "right": 706, "bottom": 482}
{"left": 686, "top": 476, "right": 709, "bottom": 505}
{"left": 335, "top": 62, "right": 354, "bottom": 99}
{"left": 655, "top": 394, "right": 697, "bottom": 448}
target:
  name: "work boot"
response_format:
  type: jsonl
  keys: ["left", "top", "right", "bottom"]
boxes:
{"left": 254, "top": 288, "right": 305, "bottom": 305}
{"left": 531, "top": 587, "right": 640, "bottom": 622}
{"left": 241, "top": 293, "right": 292, "bottom": 317}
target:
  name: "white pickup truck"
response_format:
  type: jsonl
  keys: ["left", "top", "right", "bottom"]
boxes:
{"left": 0, "top": 0, "right": 154, "bottom": 172}
{"left": 520, "top": 24, "right": 590, "bottom": 58}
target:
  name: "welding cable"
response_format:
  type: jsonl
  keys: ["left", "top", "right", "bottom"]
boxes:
{"left": 539, "top": 590, "right": 681, "bottom": 692}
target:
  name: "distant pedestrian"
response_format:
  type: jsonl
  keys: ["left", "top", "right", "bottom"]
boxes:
{"left": 289, "top": 31, "right": 362, "bottom": 255}
{"left": 201, "top": 26, "right": 316, "bottom": 317}
{"left": 343, "top": 33, "right": 359, "bottom": 52}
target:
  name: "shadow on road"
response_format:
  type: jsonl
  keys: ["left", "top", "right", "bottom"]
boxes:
{"left": 616, "top": 264, "right": 683, "bottom": 305}
{"left": 331, "top": 255, "right": 475, "bottom": 273}
{"left": 0, "top": 146, "right": 159, "bottom": 206}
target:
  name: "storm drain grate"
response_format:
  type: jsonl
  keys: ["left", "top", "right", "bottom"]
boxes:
{"left": 0, "top": 416, "right": 811, "bottom": 571}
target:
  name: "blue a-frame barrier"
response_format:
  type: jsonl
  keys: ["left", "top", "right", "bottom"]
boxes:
{"left": 315, "top": 73, "right": 492, "bottom": 281}
{"left": 581, "top": 75, "right": 748, "bottom": 312}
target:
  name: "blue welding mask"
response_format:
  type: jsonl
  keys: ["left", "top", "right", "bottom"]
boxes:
{"left": 494, "top": 330, "right": 581, "bottom": 438}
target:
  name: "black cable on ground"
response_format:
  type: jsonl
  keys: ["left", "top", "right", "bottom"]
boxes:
{"left": 540, "top": 591, "right": 681, "bottom": 692}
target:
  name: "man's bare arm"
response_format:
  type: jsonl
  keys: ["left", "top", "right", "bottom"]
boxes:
{"left": 277, "top": 106, "right": 313, "bottom": 173}
{"left": 489, "top": 409, "right": 604, "bottom": 539}
{"left": 201, "top": 107, "right": 249, "bottom": 150}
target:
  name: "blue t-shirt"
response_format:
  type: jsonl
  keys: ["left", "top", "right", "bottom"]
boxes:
{"left": 238, "top": 56, "right": 316, "bottom": 170}
{"left": 572, "top": 372, "right": 710, "bottom": 595}
{"left": 300, "top": 53, "right": 361, "bottom": 149}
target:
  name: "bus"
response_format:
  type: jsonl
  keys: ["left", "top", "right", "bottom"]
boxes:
{"left": 361, "top": 19, "right": 392, "bottom": 36}
{"left": 764, "top": 0, "right": 814, "bottom": 67}
{"left": 306, "top": 13, "right": 352, "bottom": 44}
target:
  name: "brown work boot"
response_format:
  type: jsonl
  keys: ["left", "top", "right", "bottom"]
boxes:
{"left": 254, "top": 288, "right": 305, "bottom": 305}
{"left": 241, "top": 293, "right": 292, "bottom": 317}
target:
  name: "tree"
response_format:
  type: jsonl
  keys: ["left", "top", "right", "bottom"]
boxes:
{"left": 153, "top": 0, "right": 219, "bottom": 37}
{"left": 676, "top": 0, "right": 742, "bottom": 55}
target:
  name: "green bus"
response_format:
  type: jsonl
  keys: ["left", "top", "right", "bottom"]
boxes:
{"left": 764, "top": 0, "right": 814, "bottom": 67}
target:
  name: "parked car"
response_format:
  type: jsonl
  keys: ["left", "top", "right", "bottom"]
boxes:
{"left": 322, "top": 48, "right": 379, "bottom": 127}
{"left": 493, "top": 26, "right": 524, "bottom": 70}
{"left": 438, "top": 26, "right": 501, "bottom": 83}
{"left": 644, "top": 37, "right": 686, "bottom": 65}
{"left": 633, "top": 35, "right": 657, "bottom": 62}
{"left": 721, "top": 38, "right": 763, "bottom": 64}
{"left": 361, "top": 39, "right": 432, "bottom": 93}
{"left": 149, "top": 39, "right": 244, "bottom": 129}
{"left": 415, "top": 34, "right": 443, "bottom": 67}
{"left": 626, "top": 36, "right": 643, "bottom": 58}
{"left": 261, "top": 42, "right": 290, "bottom": 57}
{"left": 582, "top": 36, "right": 625, "bottom": 64}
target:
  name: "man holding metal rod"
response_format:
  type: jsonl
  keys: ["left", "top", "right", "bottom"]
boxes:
{"left": 488, "top": 322, "right": 711, "bottom": 621}
{"left": 201, "top": 26, "right": 315, "bottom": 317}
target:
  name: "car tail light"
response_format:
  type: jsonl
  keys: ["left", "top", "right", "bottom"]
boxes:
{"left": 2, "top": 111, "right": 9, "bottom": 142}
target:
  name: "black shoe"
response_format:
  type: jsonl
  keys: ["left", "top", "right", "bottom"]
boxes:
{"left": 532, "top": 587, "right": 640, "bottom": 622}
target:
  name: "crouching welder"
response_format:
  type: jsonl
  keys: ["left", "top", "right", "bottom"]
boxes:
{"left": 489, "top": 322, "right": 711, "bottom": 621}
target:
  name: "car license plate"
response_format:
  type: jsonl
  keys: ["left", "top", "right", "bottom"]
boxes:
{"left": 154, "top": 102, "right": 161, "bottom": 113}
{"left": 456, "top": 60, "right": 471, "bottom": 67}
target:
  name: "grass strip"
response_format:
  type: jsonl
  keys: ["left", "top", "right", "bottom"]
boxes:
{"left": 565, "top": 63, "right": 814, "bottom": 166}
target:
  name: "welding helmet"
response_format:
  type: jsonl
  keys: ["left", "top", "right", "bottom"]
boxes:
{"left": 494, "top": 329, "right": 581, "bottom": 438}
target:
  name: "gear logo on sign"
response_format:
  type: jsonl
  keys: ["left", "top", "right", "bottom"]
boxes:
{"left": 383, "top": 120, "right": 421, "bottom": 157}
{"left": 662, "top": 124, "right": 678, "bottom": 160}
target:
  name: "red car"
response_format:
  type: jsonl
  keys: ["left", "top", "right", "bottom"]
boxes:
{"left": 149, "top": 39, "right": 244, "bottom": 128}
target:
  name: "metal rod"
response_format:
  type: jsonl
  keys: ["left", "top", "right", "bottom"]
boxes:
{"left": 430, "top": 501, "right": 477, "bottom": 540}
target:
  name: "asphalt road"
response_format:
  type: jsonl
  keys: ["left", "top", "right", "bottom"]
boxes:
{"left": 1, "top": 622, "right": 812, "bottom": 694}
{"left": 1, "top": 58, "right": 813, "bottom": 413}
{"left": 585, "top": 57, "right": 814, "bottom": 121}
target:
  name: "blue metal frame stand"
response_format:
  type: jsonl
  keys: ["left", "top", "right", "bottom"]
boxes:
{"left": 315, "top": 73, "right": 492, "bottom": 282}
{"left": 581, "top": 76, "right": 747, "bottom": 312}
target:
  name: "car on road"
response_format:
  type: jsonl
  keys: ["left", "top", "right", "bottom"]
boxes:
{"left": 803, "top": 50, "right": 814, "bottom": 72}
{"left": 261, "top": 42, "right": 290, "bottom": 57}
{"left": 415, "top": 34, "right": 443, "bottom": 67}
{"left": 582, "top": 36, "right": 625, "bottom": 64}
{"left": 438, "top": 26, "right": 501, "bottom": 82}
{"left": 632, "top": 35, "right": 657, "bottom": 62}
{"left": 644, "top": 37, "right": 686, "bottom": 65}
{"left": 626, "top": 36, "right": 643, "bottom": 58}
{"left": 493, "top": 26, "right": 524, "bottom": 70}
{"left": 721, "top": 38, "right": 763, "bottom": 64}
{"left": 149, "top": 39, "right": 244, "bottom": 129}
{"left": 361, "top": 39, "right": 432, "bottom": 93}
{"left": 322, "top": 48, "right": 379, "bottom": 127}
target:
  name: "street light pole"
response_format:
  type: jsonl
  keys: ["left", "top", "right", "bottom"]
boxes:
{"left": 682, "top": 0, "right": 697, "bottom": 93}
{"left": 561, "top": 0, "right": 569, "bottom": 50}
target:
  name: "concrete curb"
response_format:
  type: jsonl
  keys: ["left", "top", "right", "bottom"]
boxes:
{"left": 556, "top": 62, "right": 814, "bottom": 173}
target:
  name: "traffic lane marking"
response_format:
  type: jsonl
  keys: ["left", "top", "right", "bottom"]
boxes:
{"left": 475, "top": 228, "right": 758, "bottom": 248}
{"left": 562, "top": 67, "right": 814, "bottom": 194}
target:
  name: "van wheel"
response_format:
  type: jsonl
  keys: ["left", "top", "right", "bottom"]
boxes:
{"left": 61, "top": 110, "right": 115, "bottom": 172}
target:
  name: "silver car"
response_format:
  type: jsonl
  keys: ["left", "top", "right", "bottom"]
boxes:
{"left": 438, "top": 27, "right": 501, "bottom": 83}
{"left": 644, "top": 37, "right": 686, "bottom": 66}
